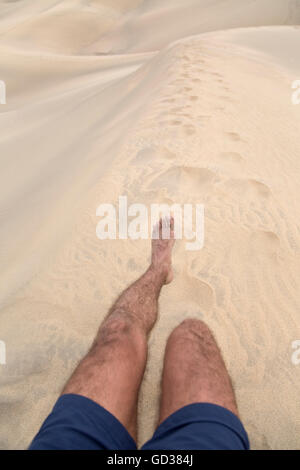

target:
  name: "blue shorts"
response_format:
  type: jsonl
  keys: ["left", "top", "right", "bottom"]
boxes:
{"left": 29, "top": 394, "right": 250, "bottom": 450}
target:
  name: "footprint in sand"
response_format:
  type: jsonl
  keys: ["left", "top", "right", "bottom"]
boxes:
{"left": 170, "top": 107, "right": 184, "bottom": 113}
{"left": 132, "top": 146, "right": 177, "bottom": 166}
{"left": 132, "top": 147, "right": 158, "bottom": 166}
{"left": 183, "top": 124, "right": 196, "bottom": 135}
{"left": 161, "top": 97, "right": 176, "bottom": 104}
{"left": 226, "top": 132, "right": 243, "bottom": 142}
{"left": 146, "top": 165, "right": 217, "bottom": 197}
{"left": 219, "top": 95, "right": 234, "bottom": 103}
{"left": 161, "top": 148, "right": 177, "bottom": 161}
{"left": 197, "top": 115, "right": 211, "bottom": 123}
{"left": 224, "top": 178, "right": 271, "bottom": 199}
{"left": 216, "top": 151, "right": 245, "bottom": 167}
{"left": 178, "top": 274, "right": 215, "bottom": 313}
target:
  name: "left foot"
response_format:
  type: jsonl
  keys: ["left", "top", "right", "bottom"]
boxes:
{"left": 151, "top": 217, "right": 175, "bottom": 284}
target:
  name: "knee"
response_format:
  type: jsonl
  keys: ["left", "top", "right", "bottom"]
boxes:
{"left": 96, "top": 314, "right": 146, "bottom": 351}
{"left": 168, "top": 318, "right": 213, "bottom": 343}
{"left": 95, "top": 315, "right": 131, "bottom": 347}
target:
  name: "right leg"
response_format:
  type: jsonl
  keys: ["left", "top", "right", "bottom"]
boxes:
{"left": 159, "top": 318, "right": 239, "bottom": 424}
{"left": 142, "top": 318, "right": 249, "bottom": 450}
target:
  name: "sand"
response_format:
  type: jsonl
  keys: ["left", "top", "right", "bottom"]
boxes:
{"left": 0, "top": 0, "right": 300, "bottom": 450}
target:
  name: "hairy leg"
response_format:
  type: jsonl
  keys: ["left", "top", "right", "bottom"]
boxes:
{"left": 159, "top": 319, "right": 239, "bottom": 425}
{"left": 63, "top": 218, "right": 175, "bottom": 441}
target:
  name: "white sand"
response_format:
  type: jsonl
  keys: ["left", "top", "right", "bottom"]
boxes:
{"left": 0, "top": 0, "right": 300, "bottom": 450}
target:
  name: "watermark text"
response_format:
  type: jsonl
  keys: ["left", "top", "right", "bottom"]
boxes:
{"left": 0, "top": 340, "right": 6, "bottom": 365}
{"left": 96, "top": 197, "right": 204, "bottom": 251}
{"left": 292, "top": 80, "right": 300, "bottom": 105}
{"left": 0, "top": 80, "right": 6, "bottom": 104}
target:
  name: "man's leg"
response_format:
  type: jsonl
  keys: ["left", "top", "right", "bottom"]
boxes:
{"left": 159, "top": 319, "right": 239, "bottom": 424}
{"left": 141, "top": 318, "right": 248, "bottom": 450}
{"left": 62, "top": 218, "right": 175, "bottom": 442}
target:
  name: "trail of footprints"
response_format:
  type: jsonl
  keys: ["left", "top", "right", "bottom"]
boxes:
{"left": 127, "top": 41, "right": 279, "bottom": 271}
{"left": 152, "top": 44, "right": 237, "bottom": 137}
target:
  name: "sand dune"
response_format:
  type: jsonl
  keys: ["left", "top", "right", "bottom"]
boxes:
{"left": 0, "top": 0, "right": 300, "bottom": 450}
{"left": 86, "top": 0, "right": 300, "bottom": 54}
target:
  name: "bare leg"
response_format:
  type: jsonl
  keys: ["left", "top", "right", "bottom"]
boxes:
{"left": 159, "top": 319, "right": 239, "bottom": 425}
{"left": 63, "top": 218, "right": 175, "bottom": 441}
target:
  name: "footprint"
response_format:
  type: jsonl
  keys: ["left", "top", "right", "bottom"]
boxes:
{"left": 198, "top": 115, "right": 211, "bottom": 121}
{"left": 219, "top": 95, "right": 234, "bottom": 103}
{"left": 217, "top": 152, "right": 245, "bottom": 165}
{"left": 179, "top": 274, "right": 215, "bottom": 312}
{"left": 161, "top": 98, "right": 175, "bottom": 104}
{"left": 210, "top": 72, "right": 223, "bottom": 78}
{"left": 248, "top": 179, "right": 271, "bottom": 198}
{"left": 132, "top": 147, "right": 157, "bottom": 166}
{"left": 183, "top": 124, "right": 196, "bottom": 136}
{"left": 170, "top": 107, "right": 184, "bottom": 113}
{"left": 161, "top": 148, "right": 177, "bottom": 161}
{"left": 146, "top": 166, "right": 217, "bottom": 197}
{"left": 133, "top": 146, "right": 177, "bottom": 166}
{"left": 226, "top": 132, "right": 242, "bottom": 142}
{"left": 224, "top": 178, "right": 271, "bottom": 199}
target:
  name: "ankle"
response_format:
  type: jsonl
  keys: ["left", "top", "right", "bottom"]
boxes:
{"left": 147, "top": 264, "right": 169, "bottom": 285}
